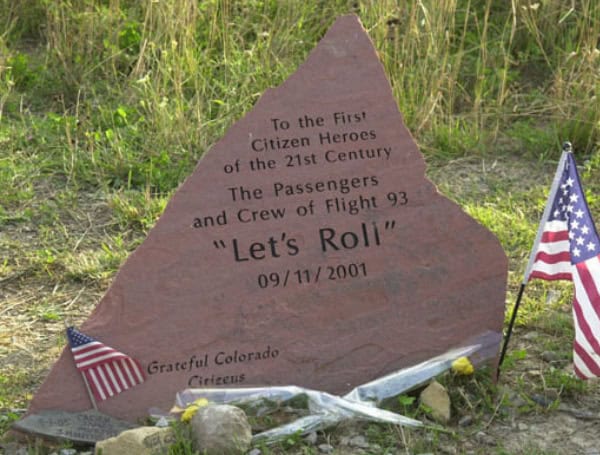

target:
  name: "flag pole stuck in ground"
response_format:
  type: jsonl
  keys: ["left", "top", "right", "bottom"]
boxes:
{"left": 498, "top": 142, "right": 600, "bottom": 378}
{"left": 66, "top": 326, "right": 146, "bottom": 408}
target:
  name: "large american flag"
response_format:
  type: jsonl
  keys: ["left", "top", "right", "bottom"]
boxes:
{"left": 67, "top": 327, "right": 145, "bottom": 401}
{"left": 527, "top": 152, "right": 600, "bottom": 378}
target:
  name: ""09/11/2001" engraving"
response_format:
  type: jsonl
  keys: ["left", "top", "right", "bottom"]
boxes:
{"left": 257, "top": 262, "right": 367, "bottom": 289}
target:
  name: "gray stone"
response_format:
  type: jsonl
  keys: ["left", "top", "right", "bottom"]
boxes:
{"left": 507, "top": 393, "right": 527, "bottom": 408}
{"left": 318, "top": 444, "right": 334, "bottom": 453}
{"left": 190, "top": 404, "right": 252, "bottom": 455}
{"left": 458, "top": 415, "right": 473, "bottom": 427}
{"left": 94, "top": 426, "right": 175, "bottom": 455}
{"left": 474, "top": 431, "right": 495, "bottom": 446}
{"left": 154, "top": 416, "right": 170, "bottom": 428}
{"left": 439, "top": 444, "right": 457, "bottom": 455}
{"left": 247, "top": 449, "right": 262, "bottom": 455}
{"left": 12, "top": 409, "right": 137, "bottom": 444}
{"left": 419, "top": 381, "right": 451, "bottom": 424}
{"left": 347, "top": 435, "right": 370, "bottom": 449}
{"left": 517, "top": 422, "right": 528, "bottom": 431}
{"left": 530, "top": 394, "right": 553, "bottom": 407}
{"left": 304, "top": 432, "right": 318, "bottom": 445}
{"left": 522, "top": 331, "right": 539, "bottom": 340}
{"left": 541, "top": 351, "right": 560, "bottom": 362}
{"left": 59, "top": 450, "right": 77, "bottom": 455}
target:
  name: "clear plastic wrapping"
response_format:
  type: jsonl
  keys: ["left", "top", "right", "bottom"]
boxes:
{"left": 172, "top": 331, "right": 501, "bottom": 443}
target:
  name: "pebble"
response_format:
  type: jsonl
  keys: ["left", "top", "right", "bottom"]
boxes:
{"left": 517, "top": 422, "right": 529, "bottom": 431}
{"left": 523, "top": 331, "right": 539, "bottom": 340}
{"left": 155, "top": 416, "right": 170, "bottom": 427}
{"left": 509, "top": 395, "right": 527, "bottom": 408}
{"left": 458, "top": 415, "right": 474, "bottom": 427}
{"left": 347, "top": 435, "right": 370, "bottom": 449}
{"left": 439, "top": 444, "right": 457, "bottom": 454}
{"left": 475, "top": 431, "right": 495, "bottom": 446}
{"left": 585, "top": 449, "right": 600, "bottom": 455}
{"left": 530, "top": 394, "right": 553, "bottom": 407}
{"left": 318, "top": 443, "right": 334, "bottom": 453}
{"left": 541, "top": 351, "right": 560, "bottom": 362}
{"left": 247, "top": 449, "right": 262, "bottom": 455}
{"left": 59, "top": 451, "right": 77, "bottom": 455}
{"left": 304, "top": 432, "right": 318, "bottom": 445}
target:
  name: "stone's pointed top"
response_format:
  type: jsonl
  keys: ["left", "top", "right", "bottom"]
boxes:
{"left": 27, "top": 15, "right": 507, "bottom": 423}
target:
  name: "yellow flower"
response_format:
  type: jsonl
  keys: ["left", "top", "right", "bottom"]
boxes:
{"left": 180, "top": 398, "right": 210, "bottom": 422}
{"left": 181, "top": 405, "right": 198, "bottom": 422}
{"left": 451, "top": 356, "right": 474, "bottom": 375}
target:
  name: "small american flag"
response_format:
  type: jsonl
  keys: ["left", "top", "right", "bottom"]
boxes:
{"left": 527, "top": 152, "right": 600, "bottom": 378}
{"left": 67, "top": 327, "right": 145, "bottom": 401}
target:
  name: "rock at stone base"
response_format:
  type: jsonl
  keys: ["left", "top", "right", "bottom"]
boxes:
{"left": 419, "top": 380, "right": 451, "bottom": 424}
{"left": 346, "top": 435, "right": 370, "bottom": 449}
{"left": 304, "top": 432, "right": 318, "bottom": 445}
{"left": 458, "top": 414, "right": 474, "bottom": 427}
{"left": 474, "top": 431, "right": 496, "bottom": 446}
{"left": 190, "top": 404, "right": 252, "bottom": 455}
{"left": 318, "top": 444, "right": 334, "bottom": 454}
{"left": 94, "top": 426, "right": 175, "bottom": 455}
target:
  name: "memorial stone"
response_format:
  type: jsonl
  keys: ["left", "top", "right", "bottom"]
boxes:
{"left": 12, "top": 410, "right": 137, "bottom": 444}
{"left": 27, "top": 14, "right": 507, "bottom": 422}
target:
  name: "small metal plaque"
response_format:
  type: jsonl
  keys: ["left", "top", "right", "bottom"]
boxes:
{"left": 12, "top": 409, "right": 138, "bottom": 444}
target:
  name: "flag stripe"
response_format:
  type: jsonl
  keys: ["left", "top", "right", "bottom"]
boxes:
{"left": 533, "top": 251, "right": 571, "bottom": 264}
{"left": 574, "top": 340, "right": 600, "bottom": 377}
{"left": 579, "top": 258, "right": 600, "bottom": 304}
{"left": 529, "top": 270, "right": 572, "bottom": 281}
{"left": 76, "top": 352, "right": 127, "bottom": 369}
{"left": 113, "top": 362, "right": 129, "bottom": 390}
{"left": 574, "top": 261, "right": 600, "bottom": 323}
{"left": 543, "top": 220, "right": 568, "bottom": 232}
{"left": 541, "top": 230, "right": 570, "bottom": 242}
{"left": 130, "top": 359, "right": 144, "bottom": 384}
{"left": 104, "top": 364, "right": 121, "bottom": 394}
{"left": 529, "top": 259, "right": 572, "bottom": 277}
{"left": 87, "top": 369, "right": 106, "bottom": 401}
{"left": 97, "top": 367, "right": 114, "bottom": 397}
{"left": 573, "top": 296, "right": 600, "bottom": 355}
{"left": 574, "top": 354, "right": 592, "bottom": 379}
{"left": 121, "top": 358, "right": 136, "bottom": 386}
{"left": 529, "top": 271, "right": 573, "bottom": 281}
{"left": 535, "top": 239, "right": 570, "bottom": 255}
{"left": 72, "top": 341, "right": 105, "bottom": 353}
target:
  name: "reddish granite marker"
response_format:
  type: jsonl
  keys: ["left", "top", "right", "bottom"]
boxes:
{"left": 29, "top": 15, "right": 507, "bottom": 421}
